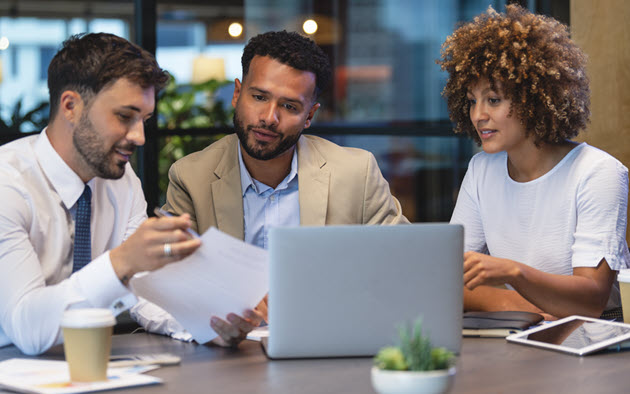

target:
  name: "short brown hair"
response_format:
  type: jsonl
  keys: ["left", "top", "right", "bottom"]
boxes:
{"left": 48, "top": 33, "right": 169, "bottom": 120}
{"left": 437, "top": 4, "right": 590, "bottom": 145}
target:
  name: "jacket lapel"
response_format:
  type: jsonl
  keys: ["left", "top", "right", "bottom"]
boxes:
{"left": 298, "top": 136, "right": 329, "bottom": 226}
{"left": 211, "top": 136, "right": 245, "bottom": 240}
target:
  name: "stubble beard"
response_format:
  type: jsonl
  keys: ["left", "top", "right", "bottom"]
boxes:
{"left": 72, "top": 111, "right": 130, "bottom": 180}
{"left": 233, "top": 111, "right": 301, "bottom": 161}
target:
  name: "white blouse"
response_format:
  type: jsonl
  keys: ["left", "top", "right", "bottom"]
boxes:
{"left": 451, "top": 143, "right": 630, "bottom": 308}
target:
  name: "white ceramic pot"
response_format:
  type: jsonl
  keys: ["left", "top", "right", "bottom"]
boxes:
{"left": 370, "top": 366, "right": 456, "bottom": 394}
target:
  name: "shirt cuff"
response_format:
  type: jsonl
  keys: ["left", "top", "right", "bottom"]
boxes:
{"left": 73, "top": 251, "right": 138, "bottom": 315}
{"left": 130, "top": 298, "right": 193, "bottom": 342}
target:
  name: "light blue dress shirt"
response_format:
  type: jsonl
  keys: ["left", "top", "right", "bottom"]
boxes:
{"left": 238, "top": 144, "right": 300, "bottom": 249}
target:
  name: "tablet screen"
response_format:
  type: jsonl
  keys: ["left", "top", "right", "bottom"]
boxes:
{"left": 524, "top": 318, "right": 630, "bottom": 350}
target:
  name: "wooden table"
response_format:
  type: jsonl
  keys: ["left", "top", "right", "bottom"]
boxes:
{"left": 1, "top": 333, "right": 628, "bottom": 393}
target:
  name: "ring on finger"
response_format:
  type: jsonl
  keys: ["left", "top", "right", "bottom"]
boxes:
{"left": 163, "top": 243, "right": 173, "bottom": 257}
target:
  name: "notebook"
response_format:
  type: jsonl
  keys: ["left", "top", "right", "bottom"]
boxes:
{"left": 462, "top": 311, "right": 544, "bottom": 337}
{"left": 262, "top": 223, "right": 463, "bottom": 359}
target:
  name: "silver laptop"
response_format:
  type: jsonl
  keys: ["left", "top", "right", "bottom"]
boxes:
{"left": 263, "top": 223, "right": 463, "bottom": 359}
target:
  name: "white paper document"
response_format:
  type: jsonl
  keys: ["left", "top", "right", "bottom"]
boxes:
{"left": 0, "top": 358, "right": 161, "bottom": 394}
{"left": 131, "top": 227, "right": 268, "bottom": 344}
{"left": 246, "top": 326, "right": 269, "bottom": 341}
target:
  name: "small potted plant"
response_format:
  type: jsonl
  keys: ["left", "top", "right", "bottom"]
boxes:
{"left": 371, "top": 318, "right": 456, "bottom": 394}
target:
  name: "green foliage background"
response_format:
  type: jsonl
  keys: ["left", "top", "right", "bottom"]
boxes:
{"left": 155, "top": 76, "right": 234, "bottom": 203}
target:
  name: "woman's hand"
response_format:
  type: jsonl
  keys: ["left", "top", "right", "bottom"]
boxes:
{"left": 463, "top": 251, "right": 521, "bottom": 290}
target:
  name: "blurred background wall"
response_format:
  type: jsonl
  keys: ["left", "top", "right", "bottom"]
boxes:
{"left": 572, "top": 0, "right": 630, "bottom": 244}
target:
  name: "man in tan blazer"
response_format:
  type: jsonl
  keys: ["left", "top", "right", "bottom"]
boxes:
{"left": 164, "top": 133, "right": 407, "bottom": 238}
{"left": 133, "top": 31, "right": 408, "bottom": 347}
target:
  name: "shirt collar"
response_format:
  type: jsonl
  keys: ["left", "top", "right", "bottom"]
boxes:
{"left": 237, "top": 142, "right": 298, "bottom": 197}
{"left": 34, "top": 128, "right": 91, "bottom": 209}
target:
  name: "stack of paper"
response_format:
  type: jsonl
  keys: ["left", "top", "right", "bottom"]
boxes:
{"left": 0, "top": 358, "right": 161, "bottom": 394}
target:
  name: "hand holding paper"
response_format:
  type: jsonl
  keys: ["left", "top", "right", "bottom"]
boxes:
{"left": 210, "top": 308, "right": 265, "bottom": 347}
{"left": 131, "top": 227, "right": 268, "bottom": 344}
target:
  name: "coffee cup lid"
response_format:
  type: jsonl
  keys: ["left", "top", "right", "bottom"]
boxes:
{"left": 618, "top": 269, "right": 630, "bottom": 282}
{"left": 61, "top": 308, "right": 116, "bottom": 328}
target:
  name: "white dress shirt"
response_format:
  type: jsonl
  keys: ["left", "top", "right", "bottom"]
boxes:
{"left": 0, "top": 130, "right": 145, "bottom": 355}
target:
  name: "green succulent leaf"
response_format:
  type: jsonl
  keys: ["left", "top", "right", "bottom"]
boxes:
{"left": 374, "top": 317, "right": 455, "bottom": 372}
{"left": 374, "top": 346, "right": 408, "bottom": 371}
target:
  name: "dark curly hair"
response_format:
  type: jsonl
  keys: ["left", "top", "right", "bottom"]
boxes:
{"left": 241, "top": 30, "right": 331, "bottom": 99}
{"left": 437, "top": 4, "right": 590, "bottom": 146}
{"left": 48, "top": 33, "right": 169, "bottom": 121}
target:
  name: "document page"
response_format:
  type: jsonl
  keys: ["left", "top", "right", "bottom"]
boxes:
{"left": 0, "top": 359, "right": 160, "bottom": 394}
{"left": 131, "top": 227, "right": 268, "bottom": 344}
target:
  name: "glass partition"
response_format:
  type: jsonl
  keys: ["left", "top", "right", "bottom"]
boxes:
{"left": 0, "top": 6, "right": 130, "bottom": 132}
{"left": 151, "top": 0, "right": 505, "bottom": 220}
{"left": 0, "top": 0, "right": 566, "bottom": 221}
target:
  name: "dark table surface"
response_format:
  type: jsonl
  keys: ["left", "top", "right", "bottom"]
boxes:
{"left": 1, "top": 333, "right": 629, "bottom": 393}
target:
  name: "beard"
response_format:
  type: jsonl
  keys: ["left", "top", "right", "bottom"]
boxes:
{"left": 72, "top": 111, "right": 132, "bottom": 180}
{"left": 233, "top": 111, "right": 301, "bottom": 161}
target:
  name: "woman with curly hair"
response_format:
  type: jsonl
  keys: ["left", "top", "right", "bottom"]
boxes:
{"left": 438, "top": 4, "right": 629, "bottom": 319}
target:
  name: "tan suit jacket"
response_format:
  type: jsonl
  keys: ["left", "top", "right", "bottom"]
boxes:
{"left": 163, "top": 133, "right": 409, "bottom": 238}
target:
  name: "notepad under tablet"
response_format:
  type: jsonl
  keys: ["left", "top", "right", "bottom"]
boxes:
{"left": 263, "top": 223, "right": 463, "bottom": 359}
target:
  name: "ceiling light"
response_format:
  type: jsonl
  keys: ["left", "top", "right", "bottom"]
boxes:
{"left": 228, "top": 22, "right": 243, "bottom": 38}
{"left": 303, "top": 19, "right": 318, "bottom": 35}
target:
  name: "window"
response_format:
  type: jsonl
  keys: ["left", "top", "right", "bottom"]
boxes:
{"left": 39, "top": 46, "right": 55, "bottom": 81}
{"left": 151, "top": 0, "right": 505, "bottom": 219}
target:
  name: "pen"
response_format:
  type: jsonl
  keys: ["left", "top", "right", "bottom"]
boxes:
{"left": 153, "top": 207, "right": 201, "bottom": 239}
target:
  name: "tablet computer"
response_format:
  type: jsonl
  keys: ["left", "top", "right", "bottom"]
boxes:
{"left": 506, "top": 315, "right": 630, "bottom": 356}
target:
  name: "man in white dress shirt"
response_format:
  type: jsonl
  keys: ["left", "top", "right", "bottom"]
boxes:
{"left": 0, "top": 33, "right": 201, "bottom": 355}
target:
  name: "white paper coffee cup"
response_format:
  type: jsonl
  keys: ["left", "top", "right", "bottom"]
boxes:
{"left": 618, "top": 269, "right": 630, "bottom": 324}
{"left": 61, "top": 308, "right": 116, "bottom": 382}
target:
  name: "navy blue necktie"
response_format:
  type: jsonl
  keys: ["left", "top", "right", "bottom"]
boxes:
{"left": 72, "top": 185, "right": 92, "bottom": 273}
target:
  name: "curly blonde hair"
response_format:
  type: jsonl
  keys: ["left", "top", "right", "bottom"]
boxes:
{"left": 437, "top": 4, "right": 590, "bottom": 145}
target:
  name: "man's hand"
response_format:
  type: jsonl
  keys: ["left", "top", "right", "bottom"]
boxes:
{"left": 209, "top": 308, "right": 265, "bottom": 347}
{"left": 110, "top": 214, "right": 201, "bottom": 282}
{"left": 463, "top": 251, "right": 521, "bottom": 290}
{"left": 255, "top": 295, "right": 268, "bottom": 323}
